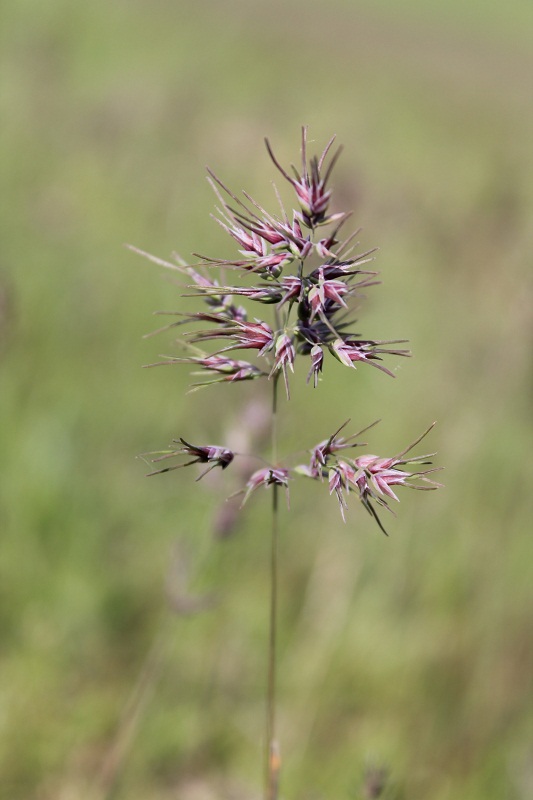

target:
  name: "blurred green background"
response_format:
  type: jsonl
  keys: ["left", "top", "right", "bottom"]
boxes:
{"left": 1, "top": 0, "right": 532, "bottom": 798}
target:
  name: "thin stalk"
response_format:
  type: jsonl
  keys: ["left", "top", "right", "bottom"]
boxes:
{"left": 265, "top": 373, "right": 280, "bottom": 800}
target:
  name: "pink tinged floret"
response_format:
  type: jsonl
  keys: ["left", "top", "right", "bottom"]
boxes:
{"left": 315, "top": 239, "right": 336, "bottom": 259}
{"left": 353, "top": 462, "right": 410, "bottom": 503}
{"left": 185, "top": 284, "right": 282, "bottom": 305}
{"left": 268, "top": 213, "right": 313, "bottom": 260}
{"left": 308, "top": 269, "right": 350, "bottom": 321}
{"left": 235, "top": 321, "right": 276, "bottom": 354}
{"left": 354, "top": 432, "right": 443, "bottom": 503}
{"left": 278, "top": 276, "right": 303, "bottom": 307}
{"left": 238, "top": 467, "right": 291, "bottom": 507}
{"left": 353, "top": 463, "right": 407, "bottom": 503}
{"left": 218, "top": 217, "right": 284, "bottom": 256}
{"left": 337, "top": 459, "right": 357, "bottom": 485}
{"left": 307, "top": 419, "right": 365, "bottom": 476}
{"left": 185, "top": 355, "right": 266, "bottom": 387}
{"left": 188, "top": 301, "right": 248, "bottom": 323}
{"left": 273, "top": 332, "right": 295, "bottom": 366}
{"left": 228, "top": 365, "right": 263, "bottom": 382}
{"left": 197, "top": 239, "right": 291, "bottom": 281}
{"left": 349, "top": 425, "right": 443, "bottom": 526}
{"left": 371, "top": 469, "right": 408, "bottom": 502}
{"left": 329, "top": 338, "right": 409, "bottom": 378}
{"left": 306, "top": 344, "right": 324, "bottom": 388}
{"left": 321, "top": 278, "right": 350, "bottom": 307}
{"left": 201, "top": 356, "right": 254, "bottom": 373}
{"left": 214, "top": 247, "right": 290, "bottom": 277}
{"left": 194, "top": 319, "right": 275, "bottom": 356}
{"left": 230, "top": 287, "right": 277, "bottom": 303}
{"left": 330, "top": 338, "right": 376, "bottom": 368}
{"left": 270, "top": 332, "right": 296, "bottom": 399}
{"left": 237, "top": 230, "right": 270, "bottom": 257}
{"left": 309, "top": 443, "right": 327, "bottom": 476}
{"left": 156, "top": 354, "right": 265, "bottom": 381}
{"left": 253, "top": 252, "right": 292, "bottom": 276}
{"left": 328, "top": 467, "right": 348, "bottom": 522}
{"left": 252, "top": 220, "right": 287, "bottom": 248}
{"left": 207, "top": 247, "right": 290, "bottom": 278}
{"left": 174, "top": 309, "right": 249, "bottom": 333}
{"left": 300, "top": 436, "right": 334, "bottom": 479}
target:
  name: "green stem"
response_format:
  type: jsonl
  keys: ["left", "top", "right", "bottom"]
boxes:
{"left": 265, "top": 373, "right": 280, "bottom": 800}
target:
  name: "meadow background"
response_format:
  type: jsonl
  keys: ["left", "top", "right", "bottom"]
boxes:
{"left": 1, "top": 0, "right": 533, "bottom": 798}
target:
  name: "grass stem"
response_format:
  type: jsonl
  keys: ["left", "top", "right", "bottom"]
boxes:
{"left": 265, "top": 374, "right": 280, "bottom": 800}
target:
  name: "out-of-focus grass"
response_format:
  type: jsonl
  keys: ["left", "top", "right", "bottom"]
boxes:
{"left": 1, "top": 1, "right": 532, "bottom": 798}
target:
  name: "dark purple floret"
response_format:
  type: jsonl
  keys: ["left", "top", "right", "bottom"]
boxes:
{"left": 146, "top": 438, "right": 234, "bottom": 480}
{"left": 265, "top": 127, "right": 344, "bottom": 229}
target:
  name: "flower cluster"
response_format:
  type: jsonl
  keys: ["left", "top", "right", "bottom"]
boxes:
{"left": 142, "top": 127, "right": 410, "bottom": 401}
{"left": 138, "top": 129, "right": 441, "bottom": 531}
{"left": 142, "top": 422, "right": 441, "bottom": 534}
{"left": 296, "top": 422, "right": 442, "bottom": 533}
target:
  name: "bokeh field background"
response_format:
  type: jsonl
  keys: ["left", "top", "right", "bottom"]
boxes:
{"left": 1, "top": 1, "right": 533, "bottom": 798}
